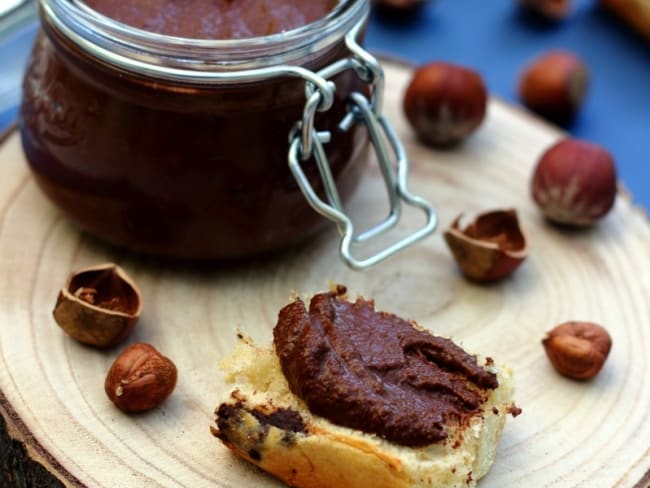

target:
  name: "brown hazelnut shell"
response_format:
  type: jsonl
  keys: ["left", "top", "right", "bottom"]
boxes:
{"left": 542, "top": 321, "right": 612, "bottom": 380}
{"left": 53, "top": 263, "right": 142, "bottom": 348}
{"left": 105, "top": 343, "right": 177, "bottom": 413}
{"left": 531, "top": 138, "right": 617, "bottom": 226}
{"left": 518, "top": 0, "right": 572, "bottom": 21}
{"left": 403, "top": 62, "right": 487, "bottom": 147}
{"left": 443, "top": 209, "right": 529, "bottom": 282}
{"left": 519, "top": 50, "right": 588, "bottom": 123}
{"left": 372, "top": 0, "right": 427, "bottom": 15}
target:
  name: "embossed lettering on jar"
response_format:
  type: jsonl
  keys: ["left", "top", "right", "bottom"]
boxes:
{"left": 20, "top": 0, "right": 371, "bottom": 259}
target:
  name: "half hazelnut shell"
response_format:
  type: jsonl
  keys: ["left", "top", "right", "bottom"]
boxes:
{"left": 53, "top": 263, "right": 142, "bottom": 348}
{"left": 443, "top": 209, "right": 529, "bottom": 282}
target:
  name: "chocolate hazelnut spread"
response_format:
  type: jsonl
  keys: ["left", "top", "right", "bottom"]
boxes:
{"left": 82, "top": 0, "right": 339, "bottom": 39}
{"left": 273, "top": 286, "right": 498, "bottom": 447}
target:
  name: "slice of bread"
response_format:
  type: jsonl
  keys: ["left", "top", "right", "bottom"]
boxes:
{"left": 213, "top": 330, "right": 518, "bottom": 488}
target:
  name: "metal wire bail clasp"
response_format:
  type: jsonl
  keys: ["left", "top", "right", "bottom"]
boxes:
{"left": 287, "top": 20, "right": 437, "bottom": 270}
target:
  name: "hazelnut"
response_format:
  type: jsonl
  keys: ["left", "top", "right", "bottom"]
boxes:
{"left": 105, "top": 343, "right": 178, "bottom": 413}
{"left": 518, "top": 0, "right": 572, "bottom": 21}
{"left": 518, "top": 50, "right": 588, "bottom": 123}
{"left": 403, "top": 62, "right": 487, "bottom": 147}
{"left": 372, "top": 0, "right": 426, "bottom": 16}
{"left": 531, "top": 138, "right": 617, "bottom": 226}
{"left": 443, "top": 209, "right": 528, "bottom": 282}
{"left": 542, "top": 321, "right": 612, "bottom": 380}
{"left": 53, "top": 263, "right": 142, "bottom": 348}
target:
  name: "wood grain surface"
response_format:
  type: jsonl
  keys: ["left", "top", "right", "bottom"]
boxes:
{"left": 1, "top": 60, "right": 649, "bottom": 488}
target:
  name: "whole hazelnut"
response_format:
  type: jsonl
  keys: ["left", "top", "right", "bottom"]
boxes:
{"left": 531, "top": 138, "right": 617, "bottom": 226}
{"left": 372, "top": 0, "right": 426, "bottom": 15}
{"left": 518, "top": 50, "right": 588, "bottom": 123}
{"left": 518, "top": 0, "right": 572, "bottom": 21}
{"left": 105, "top": 343, "right": 178, "bottom": 413}
{"left": 53, "top": 263, "right": 142, "bottom": 348}
{"left": 542, "top": 321, "right": 612, "bottom": 380}
{"left": 443, "top": 209, "right": 529, "bottom": 282}
{"left": 403, "top": 62, "right": 487, "bottom": 147}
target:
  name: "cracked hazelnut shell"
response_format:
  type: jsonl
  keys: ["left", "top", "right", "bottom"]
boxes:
{"left": 519, "top": 50, "right": 588, "bottom": 123}
{"left": 403, "top": 62, "right": 487, "bottom": 147}
{"left": 531, "top": 138, "right": 617, "bottom": 226}
{"left": 542, "top": 321, "right": 612, "bottom": 380}
{"left": 443, "top": 209, "right": 529, "bottom": 282}
{"left": 105, "top": 343, "right": 177, "bottom": 413}
{"left": 53, "top": 263, "right": 142, "bottom": 348}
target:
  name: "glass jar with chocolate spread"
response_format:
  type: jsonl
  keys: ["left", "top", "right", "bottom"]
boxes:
{"left": 20, "top": 0, "right": 436, "bottom": 268}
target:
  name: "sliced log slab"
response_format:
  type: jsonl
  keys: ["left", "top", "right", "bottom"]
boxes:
{"left": 1, "top": 60, "right": 649, "bottom": 487}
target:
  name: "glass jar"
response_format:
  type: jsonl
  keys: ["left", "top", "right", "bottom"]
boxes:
{"left": 20, "top": 0, "right": 437, "bottom": 268}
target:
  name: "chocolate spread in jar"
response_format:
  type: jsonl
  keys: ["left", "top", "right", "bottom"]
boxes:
{"left": 21, "top": 0, "right": 367, "bottom": 260}
{"left": 273, "top": 285, "right": 498, "bottom": 447}
{"left": 82, "top": 0, "right": 339, "bottom": 39}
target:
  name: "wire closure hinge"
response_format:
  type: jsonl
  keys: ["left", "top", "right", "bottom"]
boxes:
{"left": 287, "top": 27, "right": 437, "bottom": 270}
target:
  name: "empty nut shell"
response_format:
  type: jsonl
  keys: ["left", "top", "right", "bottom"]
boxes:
{"left": 53, "top": 263, "right": 142, "bottom": 348}
{"left": 443, "top": 209, "right": 529, "bottom": 282}
{"left": 542, "top": 321, "right": 612, "bottom": 380}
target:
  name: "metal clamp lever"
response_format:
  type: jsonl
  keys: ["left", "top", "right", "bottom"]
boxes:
{"left": 288, "top": 91, "right": 437, "bottom": 270}
{"left": 286, "top": 19, "right": 437, "bottom": 270}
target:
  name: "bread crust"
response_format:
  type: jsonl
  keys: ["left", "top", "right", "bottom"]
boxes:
{"left": 213, "top": 339, "right": 517, "bottom": 488}
{"left": 216, "top": 405, "right": 412, "bottom": 488}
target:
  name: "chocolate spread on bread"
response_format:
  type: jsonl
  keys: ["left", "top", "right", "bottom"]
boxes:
{"left": 273, "top": 286, "right": 498, "bottom": 447}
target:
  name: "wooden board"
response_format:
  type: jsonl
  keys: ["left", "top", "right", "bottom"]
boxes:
{"left": 1, "top": 60, "right": 650, "bottom": 488}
